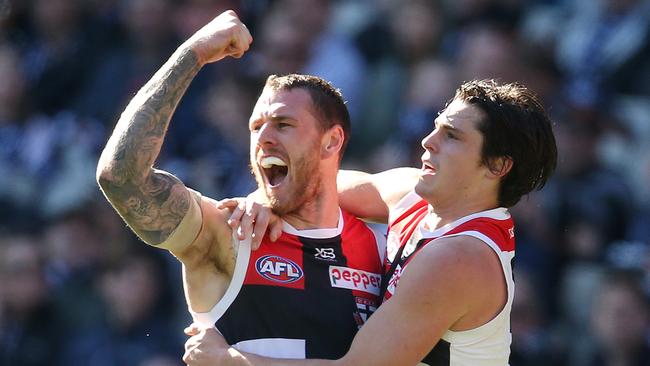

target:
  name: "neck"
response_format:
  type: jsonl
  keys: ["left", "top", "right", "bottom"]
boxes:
{"left": 423, "top": 193, "right": 500, "bottom": 231}
{"left": 282, "top": 176, "right": 340, "bottom": 230}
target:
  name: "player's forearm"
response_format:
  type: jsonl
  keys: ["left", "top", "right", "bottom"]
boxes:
{"left": 96, "top": 47, "right": 202, "bottom": 244}
{"left": 337, "top": 170, "right": 389, "bottom": 222}
{"left": 337, "top": 168, "right": 420, "bottom": 223}
{"left": 240, "top": 352, "right": 338, "bottom": 366}
{"left": 97, "top": 46, "right": 201, "bottom": 186}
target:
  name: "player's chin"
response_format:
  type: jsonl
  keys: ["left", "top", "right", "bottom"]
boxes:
{"left": 414, "top": 181, "right": 434, "bottom": 198}
{"left": 268, "top": 190, "right": 298, "bottom": 215}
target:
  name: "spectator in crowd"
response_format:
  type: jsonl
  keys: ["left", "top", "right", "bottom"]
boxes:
{"left": 61, "top": 247, "right": 180, "bottom": 366}
{"left": 21, "top": 0, "right": 104, "bottom": 114}
{"left": 76, "top": 0, "right": 180, "bottom": 125}
{"left": 509, "top": 270, "right": 564, "bottom": 366}
{"left": 579, "top": 271, "right": 650, "bottom": 366}
{"left": 0, "top": 233, "right": 65, "bottom": 366}
{"left": 351, "top": 0, "right": 446, "bottom": 161}
{"left": 365, "top": 58, "right": 457, "bottom": 171}
{"left": 279, "top": 0, "right": 367, "bottom": 119}
{"left": 556, "top": 0, "right": 650, "bottom": 104}
{"left": 0, "top": 43, "right": 103, "bottom": 223}
{"left": 43, "top": 210, "right": 107, "bottom": 332}
{"left": 549, "top": 116, "right": 634, "bottom": 262}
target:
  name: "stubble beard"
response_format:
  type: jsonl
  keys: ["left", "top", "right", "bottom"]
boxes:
{"left": 251, "top": 147, "right": 322, "bottom": 216}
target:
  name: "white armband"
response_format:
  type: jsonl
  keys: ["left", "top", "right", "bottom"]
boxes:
{"left": 156, "top": 189, "right": 203, "bottom": 252}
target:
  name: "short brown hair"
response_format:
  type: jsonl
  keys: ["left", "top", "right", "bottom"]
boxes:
{"left": 264, "top": 74, "right": 351, "bottom": 160}
{"left": 454, "top": 79, "right": 557, "bottom": 207}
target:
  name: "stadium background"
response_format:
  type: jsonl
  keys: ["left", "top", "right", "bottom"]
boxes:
{"left": 1, "top": 0, "right": 649, "bottom": 365}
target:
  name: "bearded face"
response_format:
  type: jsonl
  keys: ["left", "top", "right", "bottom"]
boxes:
{"left": 248, "top": 88, "right": 326, "bottom": 215}
{"left": 251, "top": 137, "right": 322, "bottom": 215}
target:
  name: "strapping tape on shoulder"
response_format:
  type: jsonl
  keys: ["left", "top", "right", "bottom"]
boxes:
{"left": 156, "top": 189, "right": 203, "bottom": 252}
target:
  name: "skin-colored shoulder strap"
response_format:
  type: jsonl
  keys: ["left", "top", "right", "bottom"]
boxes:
{"left": 157, "top": 189, "right": 203, "bottom": 252}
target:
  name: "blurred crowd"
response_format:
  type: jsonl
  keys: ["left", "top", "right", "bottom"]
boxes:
{"left": 1, "top": 0, "right": 649, "bottom": 365}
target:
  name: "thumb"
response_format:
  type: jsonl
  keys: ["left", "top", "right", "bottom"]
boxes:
{"left": 269, "top": 216, "right": 283, "bottom": 242}
{"left": 218, "top": 198, "right": 242, "bottom": 210}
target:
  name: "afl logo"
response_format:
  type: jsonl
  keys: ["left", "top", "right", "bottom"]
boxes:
{"left": 255, "top": 255, "right": 304, "bottom": 283}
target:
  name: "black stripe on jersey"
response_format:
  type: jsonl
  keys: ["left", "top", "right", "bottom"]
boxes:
{"left": 217, "top": 286, "right": 316, "bottom": 342}
{"left": 216, "top": 234, "right": 361, "bottom": 359}
{"left": 299, "top": 235, "right": 358, "bottom": 359}
{"left": 421, "top": 339, "right": 451, "bottom": 365}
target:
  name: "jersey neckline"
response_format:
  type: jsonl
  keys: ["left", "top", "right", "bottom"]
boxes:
{"left": 281, "top": 208, "right": 344, "bottom": 238}
{"left": 421, "top": 207, "right": 510, "bottom": 239}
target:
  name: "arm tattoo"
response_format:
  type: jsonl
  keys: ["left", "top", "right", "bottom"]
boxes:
{"left": 97, "top": 48, "right": 201, "bottom": 244}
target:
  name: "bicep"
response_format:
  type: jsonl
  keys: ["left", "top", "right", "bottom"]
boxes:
{"left": 173, "top": 194, "right": 234, "bottom": 266}
{"left": 100, "top": 168, "right": 192, "bottom": 245}
{"left": 175, "top": 196, "right": 239, "bottom": 313}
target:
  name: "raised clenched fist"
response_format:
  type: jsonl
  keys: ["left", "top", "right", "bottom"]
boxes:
{"left": 183, "top": 10, "right": 253, "bottom": 65}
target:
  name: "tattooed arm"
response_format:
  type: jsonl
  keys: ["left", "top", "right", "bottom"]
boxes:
{"left": 96, "top": 49, "right": 200, "bottom": 245}
{"left": 96, "top": 10, "right": 253, "bottom": 249}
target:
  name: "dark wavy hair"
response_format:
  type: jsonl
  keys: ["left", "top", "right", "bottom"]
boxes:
{"left": 454, "top": 79, "right": 558, "bottom": 207}
{"left": 264, "top": 74, "right": 351, "bottom": 161}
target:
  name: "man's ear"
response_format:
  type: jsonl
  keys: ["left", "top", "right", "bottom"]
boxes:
{"left": 321, "top": 125, "right": 344, "bottom": 159}
{"left": 486, "top": 156, "right": 513, "bottom": 179}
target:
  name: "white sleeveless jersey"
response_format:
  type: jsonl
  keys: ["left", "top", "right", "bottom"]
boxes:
{"left": 384, "top": 191, "right": 515, "bottom": 366}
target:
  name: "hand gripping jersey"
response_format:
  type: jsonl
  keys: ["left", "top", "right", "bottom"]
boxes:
{"left": 192, "top": 209, "right": 386, "bottom": 359}
{"left": 383, "top": 192, "right": 515, "bottom": 366}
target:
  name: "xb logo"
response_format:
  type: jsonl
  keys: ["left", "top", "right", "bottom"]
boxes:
{"left": 315, "top": 247, "right": 336, "bottom": 260}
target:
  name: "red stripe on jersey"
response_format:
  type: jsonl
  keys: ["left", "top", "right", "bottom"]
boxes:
{"left": 446, "top": 218, "right": 515, "bottom": 252}
{"left": 339, "top": 211, "right": 383, "bottom": 299}
{"left": 340, "top": 211, "right": 382, "bottom": 271}
{"left": 245, "top": 233, "right": 305, "bottom": 290}
{"left": 385, "top": 203, "right": 428, "bottom": 274}
{"left": 392, "top": 198, "right": 429, "bottom": 228}
{"left": 383, "top": 196, "right": 515, "bottom": 301}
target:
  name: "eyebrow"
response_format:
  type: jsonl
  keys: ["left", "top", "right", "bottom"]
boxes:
{"left": 249, "top": 114, "right": 296, "bottom": 127}
{"left": 435, "top": 117, "right": 465, "bottom": 135}
{"left": 269, "top": 115, "right": 296, "bottom": 123}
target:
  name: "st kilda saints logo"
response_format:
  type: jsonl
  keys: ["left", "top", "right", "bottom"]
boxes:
{"left": 255, "top": 255, "right": 304, "bottom": 283}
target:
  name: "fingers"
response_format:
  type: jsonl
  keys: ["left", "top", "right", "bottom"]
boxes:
{"left": 226, "top": 21, "right": 252, "bottom": 59}
{"left": 230, "top": 51, "right": 245, "bottom": 59}
{"left": 218, "top": 198, "right": 241, "bottom": 211}
{"left": 190, "top": 9, "right": 252, "bottom": 65}
{"left": 225, "top": 40, "right": 246, "bottom": 58}
{"left": 222, "top": 196, "right": 282, "bottom": 246}
{"left": 242, "top": 21, "right": 253, "bottom": 44}
{"left": 183, "top": 334, "right": 199, "bottom": 364}
{"left": 237, "top": 201, "right": 257, "bottom": 240}
{"left": 269, "top": 216, "right": 283, "bottom": 242}
{"left": 183, "top": 327, "right": 229, "bottom": 365}
{"left": 239, "top": 21, "right": 253, "bottom": 48}
{"left": 182, "top": 350, "right": 191, "bottom": 364}
{"left": 184, "top": 323, "right": 201, "bottom": 336}
{"left": 251, "top": 209, "right": 271, "bottom": 250}
{"left": 222, "top": 9, "right": 237, "bottom": 18}
{"left": 227, "top": 200, "right": 246, "bottom": 231}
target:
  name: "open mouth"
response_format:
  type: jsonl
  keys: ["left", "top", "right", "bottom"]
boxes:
{"left": 421, "top": 162, "right": 436, "bottom": 174}
{"left": 260, "top": 156, "right": 288, "bottom": 187}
